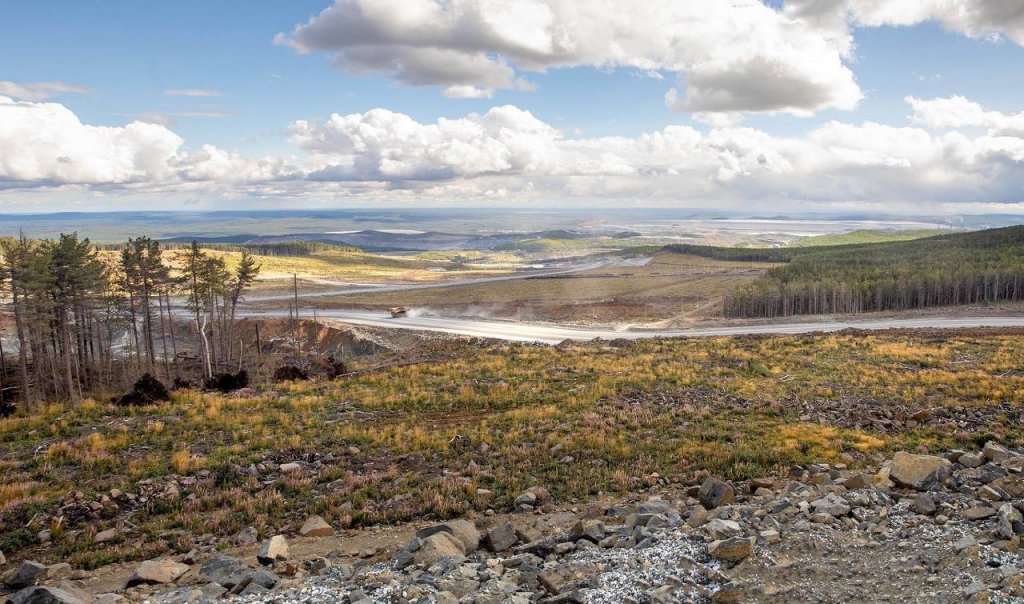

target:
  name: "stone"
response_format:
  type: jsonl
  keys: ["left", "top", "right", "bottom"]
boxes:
{"left": 570, "top": 520, "right": 605, "bottom": 543}
{"left": 959, "top": 452, "right": 985, "bottom": 468}
{"left": 706, "top": 519, "right": 742, "bottom": 540}
{"left": 889, "top": 452, "right": 951, "bottom": 491}
{"left": 7, "top": 586, "right": 86, "bottom": 604}
{"left": 299, "top": 515, "right": 334, "bottom": 538}
{"left": 990, "top": 476, "right": 1024, "bottom": 499}
{"left": 698, "top": 478, "right": 735, "bottom": 509}
{"left": 126, "top": 559, "right": 190, "bottom": 586}
{"left": 964, "top": 506, "right": 997, "bottom": 520}
{"left": 984, "top": 442, "right": 1013, "bottom": 463}
{"left": 257, "top": 535, "right": 290, "bottom": 565}
{"left": 811, "top": 493, "right": 851, "bottom": 517}
{"left": 414, "top": 532, "right": 465, "bottom": 567}
{"left": 279, "top": 462, "right": 302, "bottom": 473}
{"left": 483, "top": 523, "right": 518, "bottom": 553}
{"left": 0, "top": 549, "right": 5, "bottom": 566}
{"left": 913, "top": 493, "right": 937, "bottom": 516}
{"left": 234, "top": 526, "right": 258, "bottom": 545}
{"left": 93, "top": 595, "right": 125, "bottom": 604}
{"left": 708, "top": 537, "right": 755, "bottom": 562}
{"left": 688, "top": 505, "right": 709, "bottom": 527}
{"left": 200, "top": 556, "right": 250, "bottom": 589}
{"left": 998, "top": 504, "right": 1024, "bottom": 539}
{"left": 6, "top": 561, "right": 49, "bottom": 588}
{"left": 94, "top": 528, "right": 119, "bottom": 543}
{"left": 416, "top": 520, "right": 480, "bottom": 553}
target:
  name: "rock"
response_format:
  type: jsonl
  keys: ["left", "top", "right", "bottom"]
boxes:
{"left": 0, "top": 549, "right": 5, "bottom": 566}
{"left": 687, "top": 505, "right": 709, "bottom": 527}
{"left": 964, "top": 506, "right": 997, "bottom": 520}
{"left": 708, "top": 537, "right": 755, "bottom": 562}
{"left": 233, "top": 526, "right": 258, "bottom": 545}
{"left": 959, "top": 452, "right": 985, "bottom": 468}
{"left": 6, "top": 561, "right": 49, "bottom": 588}
{"left": 414, "top": 532, "right": 465, "bottom": 567}
{"left": 811, "top": 493, "right": 851, "bottom": 517}
{"left": 483, "top": 523, "right": 518, "bottom": 553}
{"left": 416, "top": 520, "right": 480, "bottom": 553}
{"left": 200, "top": 556, "right": 250, "bottom": 589}
{"left": 298, "top": 515, "right": 334, "bottom": 538}
{"left": 912, "top": 493, "right": 937, "bottom": 516}
{"left": 7, "top": 586, "right": 86, "bottom": 604}
{"left": 889, "top": 452, "right": 951, "bottom": 491}
{"left": 257, "top": 535, "right": 290, "bottom": 565}
{"left": 998, "top": 503, "right": 1024, "bottom": 539}
{"left": 698, "top": 478, "right": 735, "bottom": 509}
{"left": 990, "top": 476, "right": 1024, "bottom": 499}
{"left": 126, "top": 559, "right": 190, "bottom": 587}
{"left": 570, "top": 520, "right": 605, "bottom": 543}
{"left": 93, "top": 594, "right": 125, "bottom": 604}
{"left": 94, "top": 528, "right": 119, "bottom": 543}
{"left": 983, "top": 441, "right": 1013, "bottom": 463}
{"left": 706, "top": 519, "right": 742, "bottom": 541}
{"left": 279, "top": 462, "right": 302, "bottom": 473}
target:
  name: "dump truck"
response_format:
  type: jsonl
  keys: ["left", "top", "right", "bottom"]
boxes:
{"left": 389, "top": 306, "right": 408, "bottom": 318}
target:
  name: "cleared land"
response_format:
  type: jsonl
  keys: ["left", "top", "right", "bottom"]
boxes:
{"left": 1, "top": 330, "right": 1022, "bottom": 570}
{"left": 293, "top": 252, "right": 774, "bottom": 323}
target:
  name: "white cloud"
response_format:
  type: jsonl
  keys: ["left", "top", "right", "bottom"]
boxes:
{"left": 0, "top": 81, "right": 91, "bottom": 101}
{"left": 277, "top": 0, "right": 862, "bottom": 116}
{"left": 165, "top": 88, "right": 223, "bottom": 97}
{"left": 0, "top": 96, "right": 291, "bottom": 188}
{"left": 907, "top": 95, "right": 1024, "bottom": 137}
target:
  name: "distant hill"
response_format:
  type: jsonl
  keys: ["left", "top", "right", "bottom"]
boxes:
{"left": 788, "top": 228, "right": 949, "bottom": 247}
{"left": 663, "top": 225, "right": 1024, "bottom": 317}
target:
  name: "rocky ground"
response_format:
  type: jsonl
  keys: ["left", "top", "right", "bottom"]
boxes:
{"left": 5, "top": 442, "right": 1024, "bottom": 603}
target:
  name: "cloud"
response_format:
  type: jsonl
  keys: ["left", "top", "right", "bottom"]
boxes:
{"left": 277, "top": 0, "right": 862, "bottom": 116}
{"left": 164, "top": 88, "right": 223, "bottom": 97}
{"left": 287, "top": 98, "right": 1024, "bottom": 207}
{"left": 0, "top": 81, "right": 91, "bottom": 101}
{"left": 907, "top": 95, "right": 1024, "bottom": 137}
{"left": 0, "top": 96, "right": 290, "bottom": 188}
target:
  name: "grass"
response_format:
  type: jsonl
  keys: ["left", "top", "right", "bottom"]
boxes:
{"left": 0, "top": 330, "right": 1022, "bottom": 568}
{"left": 788, "top": 229, "right": 950, "bottom": 247}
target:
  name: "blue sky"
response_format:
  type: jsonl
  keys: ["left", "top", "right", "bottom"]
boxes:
{"left": 2, "top": 1, "right": 1024, "bottom": 214}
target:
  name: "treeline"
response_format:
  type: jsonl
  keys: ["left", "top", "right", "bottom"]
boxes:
{"left": 1, "top": 235, "right": 259, "bottom": 409}
{"left": 708, "top": 226, "right": 1024, "bottom": 318}
{"left": 93, "top": 241, "right": 359, "bottom": 257}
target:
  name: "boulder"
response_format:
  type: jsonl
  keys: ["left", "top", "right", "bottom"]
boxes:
{"left": 6, "top": 561, "right": 49, "bottom": 588}
{"left": 233, "top": 526, "right": 258, "bottom": 545}
{"left": 998, "top": 503, "right": 1024, "bottom": 539}
{"left": 889, "top": 452, "right": 951, "bottom": 491}
{"left": 983, "top": 441, "right": 1013, "bottom": 463}
{"left": 257, "top": 535, "right": 289, "bottom": 565}
{"left": 708, "top": 537, "right": 755, "bottom": 563}
{"left": 126, "top": 559, "right": 190, "bottom": 587}
{"left": 706, "top": 519, "right": 742, "bottom": 541}
{"left": 483, "top": 523, "right": 518, "bottom": 553}
{"left": 298, "top": 515, "right": 334, "bottom": 538}
{"left": 964, "top": 506, "right": 997, "bottom": 520}
{"left": 959, "top": 452, "right": 985, "bottom": 468}
{"left": 698, "top": 478, "right": 735, "bottom": 509}
{"left": 413, "top": 532, "right": 465, "bottom": 567}
{"left": 416, "top": 520, "right": 479, "bottom": 553}
{"left": 569, "top": 520, "right": 605, "bottom": 543}
{"left": 278, "top": 462, "right": 302, "bottom": 473}
{"left": 811, "top": 493, "right": 850, "bottom": 517}
{"left": 94, "top": 528, "right": 119, "bottom": 543}
{"left": 912, "top": 493, "right": 937, "bottom": 516}
{"left": 0, "top": 549, "right": 5, "bottom": 566}
{"left": 7, "top": 586, "right": 86, "bottom": 604}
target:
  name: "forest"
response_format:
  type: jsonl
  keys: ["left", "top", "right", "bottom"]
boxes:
{"left": 0, "top": 235, "right": 260, "bottom": 411}
{"left": 665, "top": 226, "right": 1024, "bottom": 318}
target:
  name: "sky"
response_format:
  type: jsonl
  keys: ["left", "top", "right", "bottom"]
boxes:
{"left": 2, "top": 0, "right": 1024, "bottom": 215}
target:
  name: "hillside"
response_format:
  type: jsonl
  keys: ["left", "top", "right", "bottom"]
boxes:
{"left": 664, "top": 226, "right": 1024, "bottom": 318}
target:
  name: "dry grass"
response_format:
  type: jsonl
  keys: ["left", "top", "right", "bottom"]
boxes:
{"left": 0, "top": 330, "right": 1022, "bottom": 568}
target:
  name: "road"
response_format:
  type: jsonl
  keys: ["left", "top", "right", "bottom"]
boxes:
{"left": 240, "top": 309, "right": 1024, "bottom": 345}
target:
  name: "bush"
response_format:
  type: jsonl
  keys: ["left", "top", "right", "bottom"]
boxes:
{"left": 273, "top": 365, "right": 309, "bottom": 382}
{"left": 204, "top": 370, "right": 248, "bottom": 393}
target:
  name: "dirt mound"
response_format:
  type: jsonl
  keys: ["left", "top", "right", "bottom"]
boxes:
{"left": 273, "top": 365, "right": 309, "bottom": 382}
{"left": 204, "top": 370, "right": 249, "bottom": 393}
{"left": 116, "top": 374, "right": 171, "bottom": 406}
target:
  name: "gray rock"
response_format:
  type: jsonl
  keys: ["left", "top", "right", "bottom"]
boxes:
{"left": 706, "top": 518, "right": 742, "bottom": 540}
{"left": 811, "top": 493, "right": 850, "bottom": 517}
{"left": 570, "top": 520, "right": 605, "bottom": 543}
{"left": 200, "top": 556, "right": 250, "bottom": 589}
{"left": 94, "top": 528, "right": 119, "bottom": 543}
{"left": 6, "top": 560, "right": 49, "bottom": 588}
{"left": 413, "top": 532, "right": 465, "bottom": 567}
{"left": 983, "top": 441, "right": 1012, "bottom": 463}
{"left": 959, "top": 452, "right": 985, "bottom": 468}
{"left": 698, "top": 478, "right": 735, "bottom": 509}
{"left": 7, "top": 585, "right": 85, "bottom": 604}
{"left": 233, "top": 526, "right": 258, "bottom": 545}
{"left": 483, "top": 523, "right": 518, "bottom": 553}
{"left": 997, "top": 503, "right": 1023, "bottom": 539}
{"left": 912, "top": 493, "right": 937, "bottom": 516}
